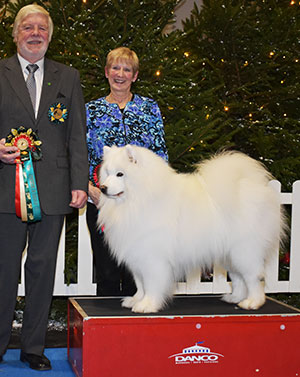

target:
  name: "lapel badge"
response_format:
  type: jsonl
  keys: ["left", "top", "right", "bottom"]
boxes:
{"left": 48, "top": 102, "right": 68, "bottom": 124}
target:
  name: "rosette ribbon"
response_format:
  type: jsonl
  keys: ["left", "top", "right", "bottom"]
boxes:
{"left": 6, "top": 126, "right": 42, "bottom": 222}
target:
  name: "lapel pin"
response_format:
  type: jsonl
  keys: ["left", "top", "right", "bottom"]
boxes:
{"left": 48, "top": 102, "right": 68, "bottom": 124}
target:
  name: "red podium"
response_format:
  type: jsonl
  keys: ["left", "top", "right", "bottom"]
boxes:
{"left": 68, "top": 295, "right": 300, "bottom": 377}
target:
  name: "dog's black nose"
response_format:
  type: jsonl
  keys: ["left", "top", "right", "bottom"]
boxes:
{"left": 100, "top": 185, "right": 107, "bottom": 195}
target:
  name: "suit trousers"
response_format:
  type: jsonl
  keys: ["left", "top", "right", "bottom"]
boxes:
{"left": 0, "top": 212, "right": 64, "bottom": 356}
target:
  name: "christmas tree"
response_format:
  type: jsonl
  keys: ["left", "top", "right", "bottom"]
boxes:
{"left": 182, "top": 0, "right": 300, "bottom": 189}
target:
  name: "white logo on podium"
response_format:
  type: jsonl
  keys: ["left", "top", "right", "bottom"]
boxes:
{"left": 169, "top": 341, "right": 224, "bottom": 365}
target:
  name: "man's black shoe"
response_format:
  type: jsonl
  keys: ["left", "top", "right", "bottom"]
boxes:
{"left": 20, "top": 351, "right": 51, "bottom": 371}
{"left": 0, "top": 355, "right": 3, "bottom": 363}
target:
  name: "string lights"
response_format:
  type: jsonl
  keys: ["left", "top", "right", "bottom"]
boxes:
{"left": 150, "top": 10, "right": 297, "bottom": 126}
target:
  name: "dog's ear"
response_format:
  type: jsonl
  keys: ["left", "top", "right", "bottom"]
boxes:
{"left": 125, "top": 145, "right": 137, "bottom": 164}
{"left": 103, "top": 146, "right": 111, "bottom": 157}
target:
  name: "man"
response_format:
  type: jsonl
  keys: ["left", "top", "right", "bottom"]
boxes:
{"left": 0, "top": 4, "right": 88, "bottom": 370}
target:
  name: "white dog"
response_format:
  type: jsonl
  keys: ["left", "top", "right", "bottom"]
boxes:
{"left": 97, "top": 145, "right": 285, "bottom": 313}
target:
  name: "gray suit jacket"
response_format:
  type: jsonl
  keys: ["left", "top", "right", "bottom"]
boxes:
{"left": 0, "top": 54, "right": 88, "bottom": 215}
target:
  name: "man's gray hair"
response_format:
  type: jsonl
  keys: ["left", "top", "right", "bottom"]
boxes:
{"left": 12, "top": 4, "right": 53, "bottom": 42}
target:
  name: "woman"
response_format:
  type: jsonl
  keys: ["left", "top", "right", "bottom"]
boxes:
{"left": 86, "top": 47, "right": 168, "bottom": 296}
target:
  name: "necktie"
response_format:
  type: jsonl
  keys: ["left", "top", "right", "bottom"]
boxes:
{"left": 26, "top": 64, "right": 39, "bottom": 110}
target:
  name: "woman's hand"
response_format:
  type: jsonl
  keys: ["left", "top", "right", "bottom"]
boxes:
{"left": 88, "top": 182, "right": 101, "bottom": 206}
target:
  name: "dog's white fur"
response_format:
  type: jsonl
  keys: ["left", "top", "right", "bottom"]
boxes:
{"left": 98, "top": 145, "right": 285, "bottom": 313}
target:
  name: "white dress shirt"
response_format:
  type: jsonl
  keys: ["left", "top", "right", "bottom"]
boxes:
{"left": 18, "top": 53, "right": 44, "bottom": 118}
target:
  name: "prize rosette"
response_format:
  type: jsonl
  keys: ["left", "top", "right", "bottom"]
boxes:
{"left": 5, "top": 126, "right": 42, "bottom": 223}
{"left": 92, "top": 164, "right": 101, "bottom": 188}
{"left": 48, "top": 102, "right": 68, "bottom": 124}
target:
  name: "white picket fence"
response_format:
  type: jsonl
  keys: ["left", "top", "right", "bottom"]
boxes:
{"left": 17, "top": 180, "right": 300, "bottom": 297}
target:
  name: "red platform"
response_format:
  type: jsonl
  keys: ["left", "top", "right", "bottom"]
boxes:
{"left": 68, "top": 295, "right": 300, "bottom": 377}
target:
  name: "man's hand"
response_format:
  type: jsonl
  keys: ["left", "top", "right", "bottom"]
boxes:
{"left": 69, "top": 189, "right": 87, "bottom": 209}
{"left": 0, "top": 138, "right": 20, "bottom": 164}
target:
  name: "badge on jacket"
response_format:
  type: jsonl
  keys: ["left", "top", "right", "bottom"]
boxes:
{"left": 48, "top": 102, "right": 68, "bottom": 124}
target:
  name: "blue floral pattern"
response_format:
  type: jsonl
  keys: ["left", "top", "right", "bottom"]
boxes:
{"left": 86, "top": 94, "right": 168, "bottom": 186}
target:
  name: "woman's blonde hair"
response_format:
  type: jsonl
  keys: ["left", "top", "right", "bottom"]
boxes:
{"left": 106, "top": 47, "right": 139, "bottom": 75}
{"left": 12, "top": 4, "right": 53, "bottom": 42}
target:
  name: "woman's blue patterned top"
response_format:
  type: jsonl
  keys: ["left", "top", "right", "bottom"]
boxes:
{"left": 86, "top": 94, "right": 168, "bottom": 187}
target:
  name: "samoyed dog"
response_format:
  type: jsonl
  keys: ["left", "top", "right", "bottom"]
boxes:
{"left": 97, "top": 145, "right": 285, "bottom": 313}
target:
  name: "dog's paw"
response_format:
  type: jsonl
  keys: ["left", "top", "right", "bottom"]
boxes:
{"left": 222, "top": 293, "right": 246, "bottom": 304}
{"left": 238, "top": 297, "right": 265, "bottom": 310}
{"left": 121, "top": 296, "right": 136, "bottom": 309}
{"left": 222, "top": 294, "right": 239, "bottom": 304}
{"left": 131, "top": 296, "right": 161, "bottom": 313}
